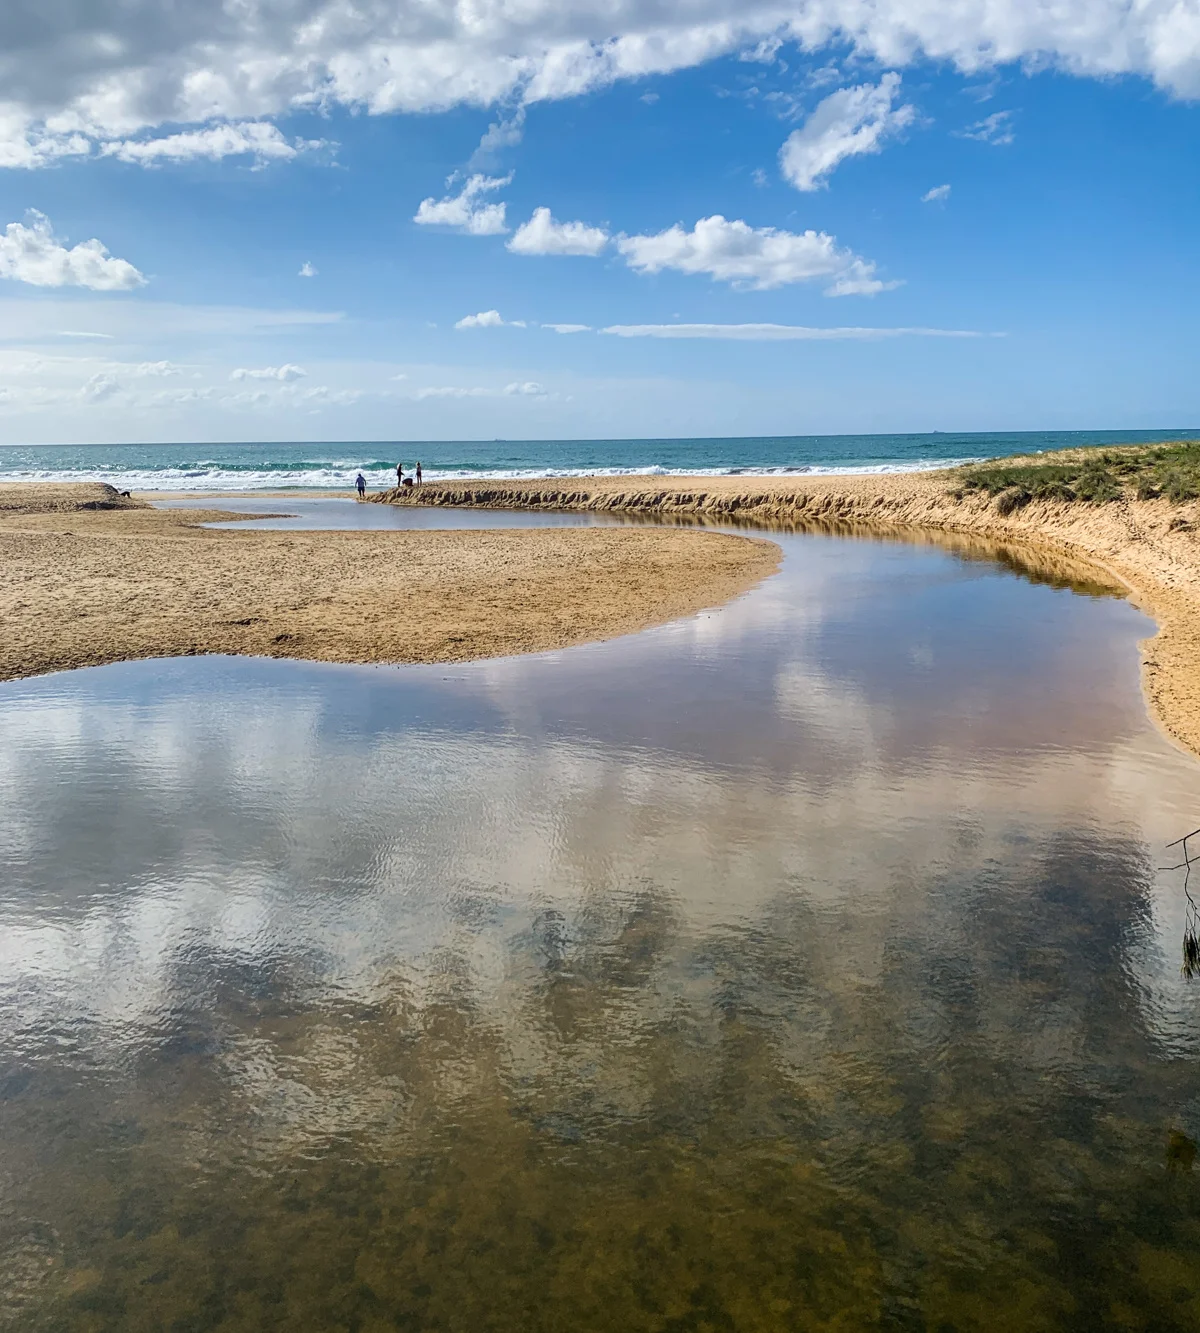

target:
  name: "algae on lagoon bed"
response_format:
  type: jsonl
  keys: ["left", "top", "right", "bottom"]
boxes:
{"left": 5, "top": 845, "right": 1200, "bottom": 1333}
{"left": 3, "top": 526, "right": 1200, "bottom": 1332}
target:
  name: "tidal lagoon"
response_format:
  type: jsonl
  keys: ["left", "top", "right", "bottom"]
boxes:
{"left": 2, "top": 516, "right": 1199, "bottom": 1330}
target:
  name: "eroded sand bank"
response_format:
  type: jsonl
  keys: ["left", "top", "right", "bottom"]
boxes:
{"left": 374, "top": 472, "right": 1200, "bottom": 759}
{"left": 0, "top": 484, "right": 780, "bottom": 681}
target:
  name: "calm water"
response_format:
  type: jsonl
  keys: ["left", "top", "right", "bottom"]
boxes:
{"left": 1, "top": 429, "right": 1196, "bottom": 490}
{"left": 3, "top": 514, "right": 1200, "bottom": 1330}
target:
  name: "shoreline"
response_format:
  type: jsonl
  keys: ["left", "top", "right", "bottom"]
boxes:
{"left": 370, "top": 470, "right": 1200, "bottom": 760}
{"left": 0, "top": 484, "right": 780, "bottom": 683}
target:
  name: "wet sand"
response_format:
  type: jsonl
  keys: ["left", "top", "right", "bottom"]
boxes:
{"left": 375, "top": 472, "right": 1200, "bottom": 758}
{"left": 0, "top": 485, "right": 780, "bottom": 682}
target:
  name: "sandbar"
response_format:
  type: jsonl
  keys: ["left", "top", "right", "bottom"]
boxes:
{"left": 0, "top": 484, "right": 780, "bottom": 682}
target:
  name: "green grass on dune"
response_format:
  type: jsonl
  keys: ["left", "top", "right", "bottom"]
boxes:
{"left": 952, "top": 440, "right": 1200, "bottom": 511}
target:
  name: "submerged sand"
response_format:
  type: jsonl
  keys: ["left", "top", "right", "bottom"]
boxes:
{"left": 0, "top": 485, "right": 780, "bottom": 682}
{"left": 374, "top": 472, "right": 1200, "bottom": 759}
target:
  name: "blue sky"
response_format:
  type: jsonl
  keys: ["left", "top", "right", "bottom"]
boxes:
{"left": 0, "top": 1, "right": 1198, "bottom": 443}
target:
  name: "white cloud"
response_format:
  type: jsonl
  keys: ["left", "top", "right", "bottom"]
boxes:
{"left": 825, "top": 261, "right": 898, "bottom": 297}
{"left": 133, "top": 359, "right": 183, "bottom": 375}
{"left": 456, "top": 309, "right": 504, "bottom": 328}
{"left": 959, "top": 110, "right": 1016, "bottom": 144}
{"left": 298, "top": 261, "right": 317, "bottom": 277}
{"left": 741, "top": 35, "right": 785, "bottom": 63}
{"left": 0, "top": 298, "right": 343, "bottom": 345}
{"left": 411, "top": 385, "right": 494, "bottom": 399}
{"left": 410, "top": 381, "right": 547, "bottom": 399}
{"left": 779, "top": 73, "right": 915, "bottom": 192}
{"left": 508, "top": 207, "right": 610, "bottom": 256}
{"left": 413, "top": 174, "right": 510, "bottom": 236}
{"left": 100, "top": 122, "right": 325, "bottom": 165}
{"left": 616, "top": 214, "right": 894, "bottom": 294}
{"left": 0, "top": 0, "right": 1196, "bottom": 176}
{"left": 0, "top": 115, "right": 91, "bottom": 169}
{"left": 470, "top": 106, "right": 526, "bottom": 166}
{"left": 542, "top": 322, "right": 591, "bottom": 333}
{"left": 230, "top": 364, "right": 306, "bottom": 381}
{"left": 454, "top": 309, "right": 528, "bottom": 329}
{"left": 0, "top": 211, "right": 145, "bottom": 291}
{"left": 81, "top": 372, "right": 119, "bottom": 399}
{"left": 921, "top": 183, "right": 951, "bottom": 202}
{"left": 600, "top": 322, "right": 993, "bottom": 339}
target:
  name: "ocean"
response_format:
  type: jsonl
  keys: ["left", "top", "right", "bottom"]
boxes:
{"left": 0, "top": 429, "right": 1193, "bottom": 491}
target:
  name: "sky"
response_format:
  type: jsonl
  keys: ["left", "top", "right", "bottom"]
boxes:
{"left": 0, "top": 0, "right": 1199, "bottom": 444}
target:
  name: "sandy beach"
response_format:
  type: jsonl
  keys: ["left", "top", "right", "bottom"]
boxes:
{"left": 6, "top": 466, "right": 1199, "bottom": 760}
{"left": 373, "top": 469, "right": 1200, "bottom": 759}
{"left": 0, "top": 484, "right": 780, "bottom": 682}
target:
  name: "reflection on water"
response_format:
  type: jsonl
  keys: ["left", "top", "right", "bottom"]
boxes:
{"left": 158, "top": 494, "right": 632, "bottom": 530}
{"left": 2, "top": 529, "right": 1200, "bottom": 1331}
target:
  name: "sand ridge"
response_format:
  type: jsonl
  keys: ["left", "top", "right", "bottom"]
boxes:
{"left": 0, "top": 485, "right": 781, "bottom": 682}
{"left": 374, "top": 472, "right": 1200, "bottom": 759}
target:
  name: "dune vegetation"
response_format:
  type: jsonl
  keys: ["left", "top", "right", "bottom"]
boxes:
{"left": 953, "top": 440, "right": 1200, "bottom": 513}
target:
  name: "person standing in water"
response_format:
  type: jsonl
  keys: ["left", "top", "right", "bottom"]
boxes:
{"left": 416, "top": 461, "right": 423, "bottom": 485}
{"left": 355, "top": 472, "right": 366, "bottom": 499}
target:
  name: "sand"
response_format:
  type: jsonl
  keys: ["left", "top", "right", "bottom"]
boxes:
{"left": 375, "top": 473, "right": 1200, "bottom": 760}
{"left": 7, "top": 472, "right": 1200, "bottom": 761}
{"left": 0, "top": 484, "right": 780, "bottom": 682}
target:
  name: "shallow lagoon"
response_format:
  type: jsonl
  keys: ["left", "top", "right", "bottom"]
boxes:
{"left": 2, "top": 510, "right": 1200, "bottom": 1331}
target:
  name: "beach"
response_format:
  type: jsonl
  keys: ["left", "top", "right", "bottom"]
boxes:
{"left": 5, "top": 470, "right": 1200, "bottom": 1328}
{"left": 5, "top": 462, "right": 1199, "bottom": 759}
{"left": 373, "top": 468, "right": 1200, "bottom": 758}
{"left": 0, "top": 484, "right": 780, "bottom": 681}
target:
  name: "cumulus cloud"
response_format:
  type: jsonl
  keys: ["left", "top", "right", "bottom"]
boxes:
{"left": 508, "top": 207, "right": 610, "bottom": 256}
{"left": 779, "top": 73, "right": 915, "bottom": 191}
{"left": 600, "top": 322, "right": 992, "bottom": 339}
{"left": 0, "top": 211, "right": 145, "bottom": 290}
{"left": 959, "top": 110, "right": 1016, "bottom": 144}
{"left": 298, "top": 261, "right": 317, "bottom": 277}
{"left": 133, "top": 359, "right": 183, "bottom": 375}
{"left": 100, "top": 122, "right": 324, "bottom": 165}
{"left": 455, "top": 309, "right": 528, "bottom": 328}
{"left": 81, "top": 372, "right": 119, "bottom": 399}
{"left": 0, "top": 114, "right": 90, "bottom": 169}
{"left": 470, "top": 106, "right": 526, "bottom": 167}
{"left": 456, "top": 309, "right": 504, "bottom": 328}
{"left": 616, "top": 214, "right": 894, "bottom": 294}
{"left": 0, "top": 0, "right": 1194, "bottom": 174}
{"left": 503, "top": 380, "right": 546, "bottom": 395}
{"left": 230, "top": 364, "right": 306, "bottom": 381}
{"left": 921, "top": 183, "right": 951, "bottom": 202}
{"left": 414, "top": 174, "right": 510, "bottom": 236}
{"left": 542, "top": 322, "right": 591, "bottom": 333}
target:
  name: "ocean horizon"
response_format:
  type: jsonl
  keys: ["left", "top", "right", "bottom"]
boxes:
{"left": 0, "top": 428, "right": 1195, "bottom": 492}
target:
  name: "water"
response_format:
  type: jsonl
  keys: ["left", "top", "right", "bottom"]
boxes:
{"left": 2, "top": 514, "right": 1200, "bottom": 1330}
{"left": 0, "top": 429, "right": 1195, "bottom": 491}
{"left": 159, "top": 494, "right": 632, "bottom": 531}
